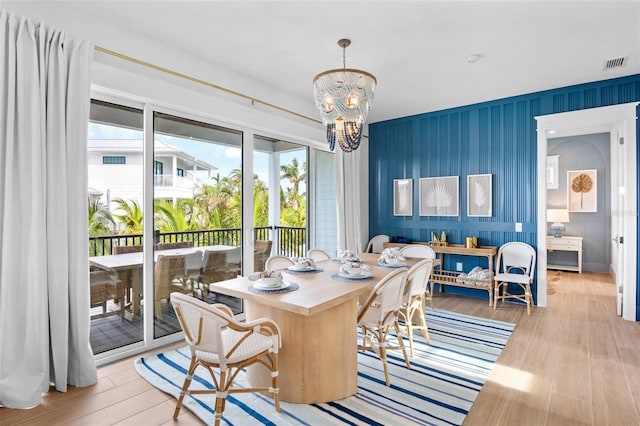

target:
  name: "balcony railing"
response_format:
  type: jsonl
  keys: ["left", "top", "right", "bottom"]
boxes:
{"left": 89, "top": 226, "right": 306, "bottom": 257}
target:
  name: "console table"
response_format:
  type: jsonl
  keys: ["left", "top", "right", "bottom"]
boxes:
{"left": 383, "top": 242, "right": 498, "bottom": 306}
{"left": 546, "top": 235, "right": 582, "bottom": 273}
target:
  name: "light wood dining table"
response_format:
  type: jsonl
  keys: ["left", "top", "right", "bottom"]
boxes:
{"left": 209, "top": 253, "right": 424, "bottom": 404}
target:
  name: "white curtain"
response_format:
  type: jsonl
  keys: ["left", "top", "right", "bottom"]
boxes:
{"left": 335, "top": 148, "right": 363, "bottom": 253}
{"left": 0, "top": 10, "right": 96, "bottom": 408}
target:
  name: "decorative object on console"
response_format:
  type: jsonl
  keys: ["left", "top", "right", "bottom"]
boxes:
{"left": 467, "top": 174, "right": 492, "bottom": 217}
{"left": 568, "top": 169, "right": 597, "bottom": 212}
{"left": 393, "top": 179, "right": 413, "bottom": 216}
{"left": 312, "top": 38, "right": 376, "bottom": 153}
{"left": 547, "top": 208, "right": 570, "bottom": 238}
{"left": 419, "top": 176, "right": 459, "bottom": 217}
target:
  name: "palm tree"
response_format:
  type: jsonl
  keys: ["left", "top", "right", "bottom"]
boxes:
{"left": 280, "top": 158, "right": 307, "bottom": 207}
{"left": 154, "top": 199, "right": 196, "bottom": 232}
{"left": 112, "top": 198, "right": 144, "bottom": 234}
{"left": 88, "top": 197, "right": 115, "bottom": 236}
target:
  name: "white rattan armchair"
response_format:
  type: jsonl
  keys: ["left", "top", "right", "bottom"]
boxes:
{"left": 265, "top": 255, "right": 294, "bottom": 271}
{"left": 493, "top": 242, "right": 536, "bottom": 315}
{"left": 170, "top": 292, "right": 282, "bottom": 426}
{"left": 357, "top": 268, "right": 410, "bottom": 386}
{"left": 397, "top": 259, "right": 434, "bottom": 357}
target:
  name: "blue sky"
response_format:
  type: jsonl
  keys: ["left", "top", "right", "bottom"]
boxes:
{"left": 88, "top": 123, "right": 305, "bottom": 191}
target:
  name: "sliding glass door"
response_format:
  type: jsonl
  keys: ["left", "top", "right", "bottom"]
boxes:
{"left": 87, "top": 95, "right": 333, "bottom": 363}
{"left": 152, "top": 112, "right": 244, "bottom": 338}
{"left": 88, "top": 99, "right": 145, "bottom": 354}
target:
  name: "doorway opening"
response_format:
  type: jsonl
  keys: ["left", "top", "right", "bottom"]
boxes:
{"left": 535, "top": 102, "right": 638, "bottom": 321}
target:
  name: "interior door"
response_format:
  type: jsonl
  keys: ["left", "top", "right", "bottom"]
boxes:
{"left": 613, "top": 128, "right": 625, "bottom": 316}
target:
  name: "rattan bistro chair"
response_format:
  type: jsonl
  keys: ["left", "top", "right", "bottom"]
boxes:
{"left": 170, "top": 293, "right": 282, "bottom": 426}
{"left": 365, "top": 234, "right": 390, "bottom": 254}
{"left": 397, "top": 259, "right": 434, "bottom": 357}
{"left": 399, "top": 244, "right": 437, "bottom": 307}
{"left": 399, "top": 244, "right": 436, "bottom": 259}
{"left": 307, "top": 248, "right": 332, "bottom": 262}
{"left": 357, "top": 268, "right": 410, "bottom": 386}
{"left": 493, "top": 242, "right": 536, "bottom": 315}
{"left": 265, "top": 255, "right": 294, "bottom": 272}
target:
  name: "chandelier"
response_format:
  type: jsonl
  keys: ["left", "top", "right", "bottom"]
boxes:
{"left": 313, "top": 39, "right": 377, "bottom": 152}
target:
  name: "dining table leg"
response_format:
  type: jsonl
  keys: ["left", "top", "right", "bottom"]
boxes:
{"left": 244, "top": 298, "right": 359, "bottom": 404}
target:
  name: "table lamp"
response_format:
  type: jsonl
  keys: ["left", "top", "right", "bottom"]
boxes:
{"left": 547, "top": 209, "right": 570, "bottom": 238}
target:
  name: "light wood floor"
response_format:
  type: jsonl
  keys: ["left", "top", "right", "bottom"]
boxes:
{"left": 3, "top": 271, "right": 639, "bottom": 425}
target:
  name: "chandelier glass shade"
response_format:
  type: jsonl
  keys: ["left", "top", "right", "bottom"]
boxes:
{"left": 313, "top": 39, "right": 376, "bottom": 152}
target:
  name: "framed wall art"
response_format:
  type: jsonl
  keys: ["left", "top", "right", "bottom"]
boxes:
{"left": 467, "top": 174, "right": 492, "bottom": 217}
{"left": 567, "top": 169, "right": 597, "bottom": 212}
{"left": 393, "top": 179, "right": 413, "bottom": 216}
{"left": 419, "top": 176, "right": 459, "bottom": 216}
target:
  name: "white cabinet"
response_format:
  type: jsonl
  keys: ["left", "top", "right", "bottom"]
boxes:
{"left": 546, "top": 236, "right": 582, "bottom": 273}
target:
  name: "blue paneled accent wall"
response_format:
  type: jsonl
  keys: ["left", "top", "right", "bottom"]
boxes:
{"left": 369, "top": 74, "right": 640, "bottom": 307}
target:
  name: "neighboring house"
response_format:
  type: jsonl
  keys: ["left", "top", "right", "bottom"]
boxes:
{"left": 88, "top": 139, "right": 217, "bottom": 209}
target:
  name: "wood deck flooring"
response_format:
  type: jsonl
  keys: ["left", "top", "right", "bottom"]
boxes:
{"left": 2, "top": 270, "right": 639, "bottom": 425}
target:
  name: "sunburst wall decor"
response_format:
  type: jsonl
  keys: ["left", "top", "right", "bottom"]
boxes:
{"left": 419, "top": 176, "right": 459, "bottom": 216}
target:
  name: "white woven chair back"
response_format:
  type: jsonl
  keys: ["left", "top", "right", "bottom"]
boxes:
{"left": 365, "top": 234, "right": 390, "bottom": 254}
{"left": 405, "top": 259, "right": 434, "bottom": 299}
{"left": 374, "top": 269, "right": 408, "bottom": 326}
{"left": 307, "top": 248, "right": 332, "bottom": 262}
{"left": 171, "top": 293, "right": 232, "bottom": 366}
{"left": 497, "top": 242, "right": 536, "bottom": 279}
{"left": 265, "top": 255, "right": 294, "bottom": 271}
{"left": 399, "top": 245, "right": 436, "bottom": 259}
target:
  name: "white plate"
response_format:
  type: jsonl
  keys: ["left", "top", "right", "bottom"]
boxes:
{"left": 338, "top": 271, "right": 372, "bottom": 279}
{"left": 253, "top": 280, "right": 291, "bottom": 290}
{"left": 288, "top": 265, "right": 313, "bottom": 272}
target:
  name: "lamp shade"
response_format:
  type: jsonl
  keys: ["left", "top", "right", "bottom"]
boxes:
{"left": 547, "top": 209, "right": 570, "bottom": 223}
{"left": 547, "top": 208, "right": 569, "bottom": 238}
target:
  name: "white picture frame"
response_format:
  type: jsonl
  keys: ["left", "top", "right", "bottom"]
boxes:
{"left": 567, "top": 169, "right": 597, "bottom": 212}
{"left": 419, "top": 176, "right": 459, "bottom": 216}
{"left": 546, "top": 155, "right": 559, "bottom": 189}
{"left": 467, "top": 174, "right": 492, "bottom": 217}
{"left": 393, "top": 179, "right": 413, "bottom": 216}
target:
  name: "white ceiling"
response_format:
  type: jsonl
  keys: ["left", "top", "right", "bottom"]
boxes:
{"left": 3, "top": 1, "right": 640, "bottom": 124}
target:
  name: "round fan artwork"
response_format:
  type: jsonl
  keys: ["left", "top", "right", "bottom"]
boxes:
{"left": 420, "top": 177, "right": 459, "bottom": 216}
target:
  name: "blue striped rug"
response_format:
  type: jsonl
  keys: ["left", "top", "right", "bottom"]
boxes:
{"left": 134, "top": 308, "right": 515, "bottom": 425}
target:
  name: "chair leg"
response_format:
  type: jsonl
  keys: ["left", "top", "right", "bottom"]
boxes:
{"left": 525, "top": 283, "right": 532, "bottom": 315}
{"left": 271, "top": 353, "right": 281, "bottom": 412}
{"left": 214, "top": 370, "right": 228, "bottom": 426}
{"left": 418, "top": 299, "right": 430, "bottom": 343}
{"left": 394, "top": 322, "right": 411, "bottom": 370}
{"left": 174, "top": 357, "right": 198, "bottom": 419}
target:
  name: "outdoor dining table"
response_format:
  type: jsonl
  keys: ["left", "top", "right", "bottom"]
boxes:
{"left": 89, "top": 245, "right": 237, "bottom": 319}
{"left": 208, "top": 252, "right": 425, "bottom": 404}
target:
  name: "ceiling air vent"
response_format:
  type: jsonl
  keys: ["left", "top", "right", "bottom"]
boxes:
{"left": 603, "top": 56, "right": 627, "bottom": 71}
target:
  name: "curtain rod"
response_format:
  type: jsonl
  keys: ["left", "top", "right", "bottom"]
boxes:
{"left": 94, "top": 45, "right": 323, "bottom": 125}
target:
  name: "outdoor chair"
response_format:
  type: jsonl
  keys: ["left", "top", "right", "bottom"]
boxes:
{"left": 156, "top": 241, "right": 194, "bottom": 251}
{"left": 265, "top": 255, "right": 294, "bottom": 271}
{"left": 89, "top": 264, "right": 125, "bottom": 319}
{"left": 254, "top": 240, "right": 273, "bottom": 272}
{"left": 397, "top": 259, "right": 434, "bottom": 357}
{"left": 170, "top": 292, "right": 281, "bottom": 426}
{"left": 200, "top": 249, "right": 238, "bottom": 289}
{"left": 365, "top": 234, "right": 390, "bottom": 254}
{"left": 307, "top": 248, "right": 332, "bottom": 262}
{"left": 112, "top": 244, "right": 143, "bottom": 304}
{"left": 357, "top": 268, "right": 410, "bottom": 386}
{"left": 154, "top": 254, "right": 188, "bottom": 321}
{"left": 493, "top": 242, "right": 536, "bottom": 315}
